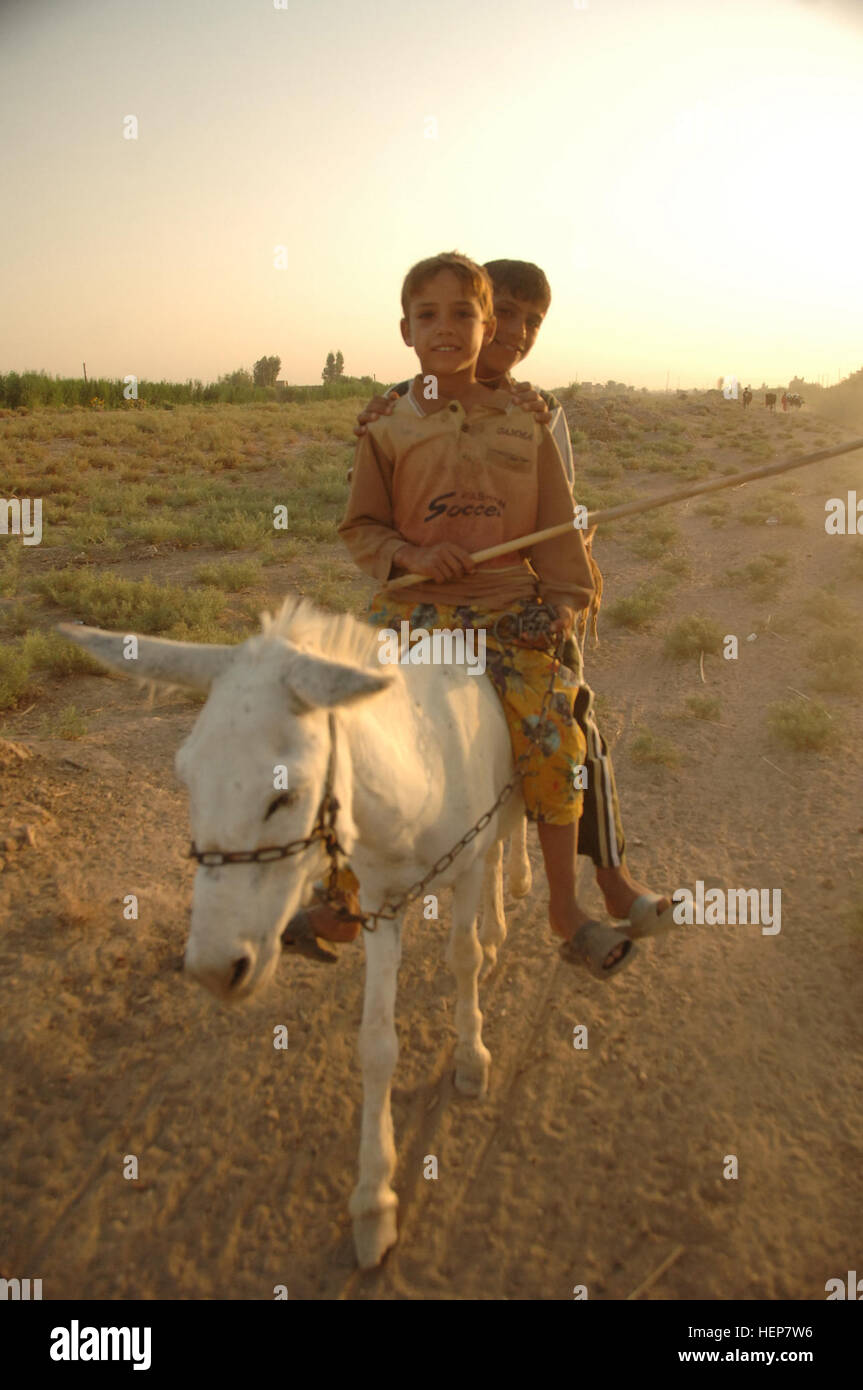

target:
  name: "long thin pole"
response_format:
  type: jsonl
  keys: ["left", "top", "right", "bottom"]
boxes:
{"left": 384, "top": 436, "right": 863, "bottom": 591}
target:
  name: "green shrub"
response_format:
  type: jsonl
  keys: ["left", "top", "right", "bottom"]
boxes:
{"left": 43, "top": 703, "right": 89, "bottom": 739}
{"left": 607, "top": 579, "right": 673, "bottom": 629}
{"left": 627, "top": 516, "right": 679, "bottom": 560}
{"left": 22, "top": 630, "right": 109, "bottom": 677}
{"left": 0, "top": 644, "right": 32, "bottom": 710}
{"left": 630, "top": 726, "right": 680, "bottom": 767}
{"left": 766, "top": 699, "right": 836, "bottom": 751}
{"left": 684, "top": 694, "right": 722, "bottom": 722}
{"left": 33, "top": 569, "right": 228, "bottom": 637}
{"left": 664, "top": 614, "right": 724, "bottom": 659}
{"left": 722, "top": 554, "right": 789, "bottom": 598}
{"left": 806, "top": 628, "right": 863, "bottom": 694}
{"left": 195, "top": 559, "right": 262, "bottom": 591}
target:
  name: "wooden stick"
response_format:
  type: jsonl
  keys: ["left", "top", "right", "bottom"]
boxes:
{"left": 760, "top": 755, "right": 796, "bottom": 781}
{"left": 787, "top": 686, "right": 833, "bottom": 716}
{"left": 384, "top": 436, "right": 863, "bottom": 591}
{"left": 626, "top": 1243, "right": 686, "bottom": 1301}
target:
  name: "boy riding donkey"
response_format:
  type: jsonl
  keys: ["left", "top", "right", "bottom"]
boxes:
{"left": 284, "top": 252, "right": 673, "bottom": 976}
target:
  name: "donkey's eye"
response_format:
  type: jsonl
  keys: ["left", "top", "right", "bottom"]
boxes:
{"left": 265, "top": 791, "right": 297, "bottom": 820}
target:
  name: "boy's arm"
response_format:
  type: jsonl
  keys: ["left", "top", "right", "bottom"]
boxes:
{"left": 528, "top": 427, "right": 594, "bottom": 611}
{"left": 338, "top": 430, "right": 409, "bottom": 582}
{"left": 544, "top": 394, "right": 576, "bottom": 491}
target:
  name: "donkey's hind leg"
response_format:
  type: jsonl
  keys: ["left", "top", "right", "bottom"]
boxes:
{"left": 478, "top": 839, "right": 507, "bottom": 971}
{"left": 448, "top": 860, "right": 491, "bottom": 1099}
{"left": 509, "top": 815, "right": 532, "bottom": 898}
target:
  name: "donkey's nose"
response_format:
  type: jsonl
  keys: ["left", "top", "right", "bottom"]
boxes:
{"left": 229, "top": 954, "right": 252, "bottom": 989}
{"left": 184, "top": 944, "right": 255, "bottom": 999}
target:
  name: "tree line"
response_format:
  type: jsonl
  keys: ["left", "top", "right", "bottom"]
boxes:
{"left": 0, "top": 364, "right": 378, "bottom": 409}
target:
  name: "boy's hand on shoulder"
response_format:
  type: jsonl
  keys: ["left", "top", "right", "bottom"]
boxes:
{"left": 507, "top": 379, "right": 551, "bottom": 424}
{"left": 394, "top": 541, "right": 476, "bottom": 584}
{"left": 549, "top": 604, "right": 576, "bottom": 639}
{"left": 354, "top": 391, "right": 399, "bottom": 437}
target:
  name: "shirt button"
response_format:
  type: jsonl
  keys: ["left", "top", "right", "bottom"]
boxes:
{"left": 461, "top": 423, "right": 470, "bottom": 432}
{"left": 449, "top": 402, "right": 458, "bottom": 412}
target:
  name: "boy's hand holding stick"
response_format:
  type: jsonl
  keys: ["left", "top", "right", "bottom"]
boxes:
{"left": 384, "top": 436, "right": 863, "bottom": 591}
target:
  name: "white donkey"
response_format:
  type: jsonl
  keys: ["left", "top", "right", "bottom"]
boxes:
{"left": 60, "top": 598, "right": 531, "bottom": 1268}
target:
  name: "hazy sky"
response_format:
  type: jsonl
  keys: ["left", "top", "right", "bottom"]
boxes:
{"left": 1, "top": 0, "right": 861, "bottom": 390}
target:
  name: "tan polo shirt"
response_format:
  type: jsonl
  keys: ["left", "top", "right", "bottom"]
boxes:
{"left": 338, "top": 382, "right": 594, "bottom": 611}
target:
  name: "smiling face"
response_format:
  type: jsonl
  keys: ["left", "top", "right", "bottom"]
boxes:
{"left": 477, "top": 291, "right": 547, "bottom": 380}
{"left": 400, "top": 269, "right": 496, "bottom": 379}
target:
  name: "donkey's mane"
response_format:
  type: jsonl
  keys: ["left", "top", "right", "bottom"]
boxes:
{"left": 262, "top": 595, "right": 383, "bottom": 670}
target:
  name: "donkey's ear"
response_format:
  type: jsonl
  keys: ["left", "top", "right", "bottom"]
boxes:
{"left": 57, "top": 625, "right": 236, "bottom": 691}
{"left": 286, "top": 650, "right": 392, "bottom": 710}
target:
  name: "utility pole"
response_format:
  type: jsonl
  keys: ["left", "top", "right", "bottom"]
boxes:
{"left": 82, "top": 362, "right": 88, "bottom": 383}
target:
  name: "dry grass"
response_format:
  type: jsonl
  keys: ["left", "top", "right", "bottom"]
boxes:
{"left": 766, "top": 699, "right": 837, "bottom": 752}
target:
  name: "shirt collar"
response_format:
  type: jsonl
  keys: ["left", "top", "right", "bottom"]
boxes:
{"left": 407, "top": 379, "right": 519, "bottom": 417}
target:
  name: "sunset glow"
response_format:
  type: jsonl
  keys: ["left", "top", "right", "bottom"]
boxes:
{"left": 1, "top": 0, "right": 860, "bottom": 390}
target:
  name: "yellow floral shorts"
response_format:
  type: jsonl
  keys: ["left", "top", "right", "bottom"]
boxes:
{"left": 367, "top": 591, "right": 587, "bottom": 825}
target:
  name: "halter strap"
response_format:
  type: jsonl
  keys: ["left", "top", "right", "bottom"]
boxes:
{"left": 188, "top": 713, "right": 345, "bottom": 868}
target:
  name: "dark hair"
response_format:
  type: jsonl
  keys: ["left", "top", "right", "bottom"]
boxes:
{"left": 483, "top": 259, "right": 551, "bottom": 312}
{"left": 401, "top": 251, "right": 494, "bottom": 319}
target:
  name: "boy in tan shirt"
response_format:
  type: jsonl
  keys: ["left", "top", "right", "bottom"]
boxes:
{"left": 336, "top": 250, "right": 635, "bottom": 977}
{"left": 353, "top": 258, "right": 674, "bottom": 940}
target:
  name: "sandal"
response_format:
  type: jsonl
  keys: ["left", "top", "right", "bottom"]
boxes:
{"left": 623, "top": 893, "right": 677, "bottom": 941}
{"left": 558, "top": 919, "right": 636, "bottom": 979}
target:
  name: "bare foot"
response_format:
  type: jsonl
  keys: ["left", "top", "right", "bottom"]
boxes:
{"left": 548, "top": 895, "right": 592, "bottom": 941}
{"left": 595, "top": 865, "right": 671, "bottom": 923}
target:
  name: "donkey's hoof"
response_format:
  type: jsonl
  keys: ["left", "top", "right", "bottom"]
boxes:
{"left": 353, "top": 1206, "right": 398, "bottom": 1269}
{"left": 454, "top": 1049, "right": 490, "bottom": 1098}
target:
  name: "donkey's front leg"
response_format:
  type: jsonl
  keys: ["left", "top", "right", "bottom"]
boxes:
{"left": 478, "top": 838, "right": 506, "bottom": 970}
{"left": 448, "top": 861, "right": 491, "bottom": 1099}
{"left": 349, "top": 918, "right": 401, "bottom": 1269}
{"left": 509, "top": 815, "right": 532, "bottom": 898}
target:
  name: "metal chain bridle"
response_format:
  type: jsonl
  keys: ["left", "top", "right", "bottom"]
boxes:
{"left": 188, "top": 602, "right": 567, "bottom": 933}
{"left": 188, "top": 712, "right": 347, "bottom": 899}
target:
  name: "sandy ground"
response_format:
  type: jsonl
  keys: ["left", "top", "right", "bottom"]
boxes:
{"left": 1, "top": 401, "right": 862, "bottom": 1300}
